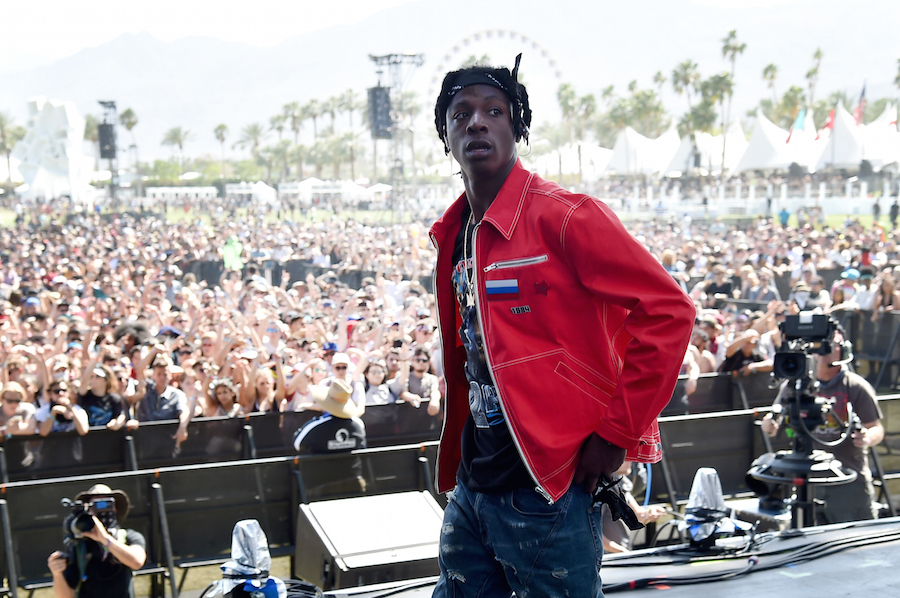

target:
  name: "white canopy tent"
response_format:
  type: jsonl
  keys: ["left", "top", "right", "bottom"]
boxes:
{"left": 733, "top": 110, "right": 792, "bottom": 173}
{"left": 225, "top": 181, "right": 277, "bottom": 204}
{"left": 782, "top": 111, "right": 828, "bottom": 171}
{"left": 816, "top": 103, "right": 865, "bottom": 171}
{"left": 531, "top": 142, "right": 614, "bottom": 181}
{"left": 607, "top": 125, "right": 680, "bottom": 176}
{"left": 862, "top": 103, "right": 899, "bottom": 170}
{"left": 665, "top": 121, "right": 748, "bottom": 176}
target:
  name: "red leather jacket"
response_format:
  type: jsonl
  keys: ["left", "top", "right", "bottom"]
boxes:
{"left": 430, "top": 161, "right": 695, "bottom": 502}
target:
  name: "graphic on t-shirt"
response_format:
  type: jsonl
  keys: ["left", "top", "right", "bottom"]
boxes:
{"left": 454, "top": 253, "right": 505, "bottom": 429}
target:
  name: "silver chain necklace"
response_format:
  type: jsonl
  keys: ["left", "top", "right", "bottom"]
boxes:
{"left": 462, "top": 212, "right": 475, "bottom": 307}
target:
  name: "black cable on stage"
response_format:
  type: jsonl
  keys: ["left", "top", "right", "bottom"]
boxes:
{"left": 602, "top": 526, "right": 900, "bottom": 592}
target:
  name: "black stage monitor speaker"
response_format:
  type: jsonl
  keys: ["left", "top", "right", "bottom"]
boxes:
{"left": 368, "top": 87, "right": 393, "bottom": 140}
{"left": 294, "top": 491, "right": 443, "bottom": 590}
{"left": 98, "top": 123, "right": 117, "bottom": 159}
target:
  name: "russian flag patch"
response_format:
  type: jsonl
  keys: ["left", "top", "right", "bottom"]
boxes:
{"left": 485, "top": 279, "right": 519, "bottom": 300}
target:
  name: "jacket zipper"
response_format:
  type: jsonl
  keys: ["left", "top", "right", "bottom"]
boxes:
{"left": 483, "top": 254, "right": 548, "bottom": 272}
{"left": 471, "top": 223, "right": 555, "bottom": 504}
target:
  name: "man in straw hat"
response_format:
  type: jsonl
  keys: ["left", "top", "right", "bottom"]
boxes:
{"left": 292, "top": 378, "right": 367, "bottom": 495}
{"left": 47, "top": 483, "right": 146, "bottom": 597}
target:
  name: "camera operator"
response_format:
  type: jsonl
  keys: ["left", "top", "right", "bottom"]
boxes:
{"left": 46, "top": 484, "right": 146, "bottom": 598}
{"left": 761, "top": 329, "right": 885, "bottom": 523}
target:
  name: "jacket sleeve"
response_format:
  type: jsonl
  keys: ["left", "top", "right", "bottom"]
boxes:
{"left": 561, "top": 197, "right": 695, "bottom": 450}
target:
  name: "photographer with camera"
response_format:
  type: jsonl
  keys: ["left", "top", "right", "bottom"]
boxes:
{"left": 761, "top": 326, "right": 885, "bottom": 523}
{"left": 46, "top": 484, "right": 146, "bottom": 598}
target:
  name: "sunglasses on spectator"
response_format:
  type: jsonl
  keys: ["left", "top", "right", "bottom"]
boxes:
{"left": 333, "top": 365, "right": 348, "bottom": 371}
{"left": 2, "top": 394, "right": 22, "bottom": 403}
{"left": 51, "top": 388, "right": 68, "bottom": 395}
{"left": 414, "top": 357, "right": 430, "bottom": 363}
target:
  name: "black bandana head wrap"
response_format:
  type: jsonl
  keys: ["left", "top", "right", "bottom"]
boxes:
{"left": 434, "top": 54, "right": 532, "bottom": 154}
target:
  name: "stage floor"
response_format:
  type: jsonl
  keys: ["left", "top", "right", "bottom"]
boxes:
{"left": 322, "top": 517, "right": 900, "bottom": 597}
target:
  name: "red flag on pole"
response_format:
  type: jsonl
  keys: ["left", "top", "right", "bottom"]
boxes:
{"left": 853, "top": 84, "right": 866, "bottom": 125}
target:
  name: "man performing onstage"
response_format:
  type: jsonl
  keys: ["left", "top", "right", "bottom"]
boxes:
{"left": 429, "top": 56, "right": 695, "bottom": 597}
{"left": 762, "top": 328, "right": 885, "bottom": 524}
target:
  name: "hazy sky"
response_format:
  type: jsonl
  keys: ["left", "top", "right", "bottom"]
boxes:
{"left": 1, "top": 0, "right": 417, "bottom": 72}
{"left": 2, "top": 0, "right": 824, "bottom": 74}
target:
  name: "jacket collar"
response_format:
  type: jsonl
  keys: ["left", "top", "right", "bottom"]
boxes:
{"left": 481, "top": 159, "right": 533, "bottom": 241}
{"left": 432, "top": 159, "right": 533, "bottom": 242}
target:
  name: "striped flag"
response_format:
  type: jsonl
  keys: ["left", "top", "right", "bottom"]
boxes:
{"left": 853, "top": 84, "right": 866, "bottom": 125}
{"left": 485, "top": 279, "right": 519, "bottom": 300}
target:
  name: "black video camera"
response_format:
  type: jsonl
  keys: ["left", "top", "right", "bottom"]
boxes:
{"left": 61, "top": 496, "right": 118, "bottom": 544}
{"left": 772, "top": 313, "right": 837, "bottom": 381}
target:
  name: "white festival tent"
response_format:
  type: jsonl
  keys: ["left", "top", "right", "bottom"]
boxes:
{"left": 11, "top": 97, "right": 94, "bottom": 201}
{"left": 862, "top": 103, "right": 899, "bottom": 170}
{"left": 664, "top": 121, "right": 749, "bottom": 176}
{"left": 225, "top": 181, "right": 277, "bottom": 204}
{"left": 816, "top": 103, "right": 865, "bottom": 171}
{"left": 530, "top": 142, "right": 614, "bottom": 181}
{"left": 606, "top": 124, "right": 680, "bottom": 176}
{"left": 785, "top": 110, "right": 828, "bottom": 171}
{"left": 733, "top": 110, "right": 793, "bottom": 173}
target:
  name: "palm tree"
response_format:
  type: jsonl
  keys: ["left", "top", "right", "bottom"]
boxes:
{"left": 557, "top": 83, "right": 577, "bottom": 145}
{"left": 84, "top": 114, "right": 100, "bottom": 160}
{"left": 0, "top": 112, "right": 26, "bottom": 196}
{"left": 704, "top": 74, "right": 733, "bottom": 134}
{"left": 283, "top": 102, "right": 302, "bottom": 145}
{"left": 271, "top": 139, "right": 292, "bottom": 182}
{"left": 214, "top": 124, "right": 228, "bottom": 179}
{"left": 575, "top": 94, "right": 596, "bottom": 183}
{"left": 269, "top": 114, "right": 287, "bottom": 140}
{"left": 721, "top": 30, "right": 746, "bottom": 81}
{"left": 290, "top": 143, "right": 307, "bottom": 180}
{"left": 600, "top": 85, "right": 615, "bottom": 110}
{"left": 762, "top": 63, "right": 779, "bottom": 104}
{"left": 256, "top": 145, "right": 276, "bottom": 184}
{"left": 234, "top": 123, "right": 266, "bottom": 160}
{"left": 161, "top": 126, "right": 192, "bottom": 170}
{"left": 301, "top": 99, "right": 321, "bottom": 139}
{"left": 119, "top": 108, "right": 140, "bottom": 196}
{"left": 338, "top": 90, "right": 362, "bottom": 178}
{"left": 672, "top": 60, "right": 700, "bottom": 113}
{"left": 806, "top": 48, "right": 824, "bottom": 106}
{"left": 338, "top": 89, "right": 361, "bottom": 130}
{"left": 721, "top": 30, "right": 745, "bottom": 176}
{"left": 324, "top": 96, "right": 340, "bottom": 135}
{"left": 653, "top": 71, "right": 666, "bottom": 94}
{"left": 397, "top": 91, "right": 421, "bottom": 183}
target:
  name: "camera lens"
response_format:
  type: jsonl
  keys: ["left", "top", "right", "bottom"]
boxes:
{"left": 71, "top": 512, "right": 95, "bottom": 534}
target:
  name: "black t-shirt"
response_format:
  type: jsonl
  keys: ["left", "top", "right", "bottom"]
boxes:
{"left": 452, "top": 210, "right": 532, "bottom": 492}
{"left": 80, "top": 391, "right": 124, "bottom": 426}
{"left": 63, "top": 529, "right": 146, "bottom": 598}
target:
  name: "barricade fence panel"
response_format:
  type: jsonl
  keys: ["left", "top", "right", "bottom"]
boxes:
{"left": 0, "top": 446, "right": 440, "bottom": 592}
{"left": 0, "top": 402, "right": 443, "bottom": 482}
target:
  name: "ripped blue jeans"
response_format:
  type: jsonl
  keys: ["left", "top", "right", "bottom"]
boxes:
{"left": 433, "top": 478, "right": 603, "bottom": 598}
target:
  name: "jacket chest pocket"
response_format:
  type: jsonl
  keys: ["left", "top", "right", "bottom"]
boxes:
{"left": 482, "top": 255, "right": 549, "bottom": 301}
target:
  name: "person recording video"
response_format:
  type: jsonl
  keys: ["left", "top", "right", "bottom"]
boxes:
{"left": 47, "top": 484, "right": 146, "bottom": 598}
{"left": 761, "top": 328, "right": 885, "bottom": 523}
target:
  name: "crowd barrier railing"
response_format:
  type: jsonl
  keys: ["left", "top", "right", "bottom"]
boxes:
{"left": 0, "top": 441, "right": 440, "bottom": 598}
{"left": 0, "top": 401, "right": 442, "bottom": 483}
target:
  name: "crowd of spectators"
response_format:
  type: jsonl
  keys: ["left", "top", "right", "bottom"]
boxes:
{"left": 0, "top": 203, "right": 897, "bottom": 445}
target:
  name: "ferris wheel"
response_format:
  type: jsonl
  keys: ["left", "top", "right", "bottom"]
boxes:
{"left": 428, "top": 30, "right": 564, "bottom": 102}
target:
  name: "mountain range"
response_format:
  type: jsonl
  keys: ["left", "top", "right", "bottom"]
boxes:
{"left": 1, "top": 0, "right": 898, "bottom": 162}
